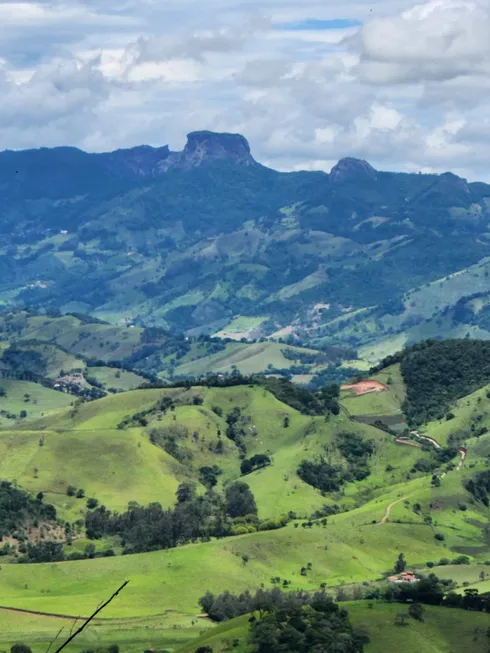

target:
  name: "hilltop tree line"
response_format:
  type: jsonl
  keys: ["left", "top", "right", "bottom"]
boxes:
{"left": 372, "top": 339, "right": 490, "bottom": 426}
{"left": 142, "top": 374, "right": 341, "bottom": 417}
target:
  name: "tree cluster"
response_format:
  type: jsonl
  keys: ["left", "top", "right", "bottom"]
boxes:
{"left": 240, "top": 454, "right": 271, "bottom": 475}
{"left": 199, "top": 588, "right": 369, "bottom": 653}
{"left": 0, "top": 481, "right": 56, "bottom": 539}
{"left": 297, "top": 432, "right": 374, "bottom": 492}
{"left": 465, "top": 469, "right": 490, "bottom": 506}
{"left": 85, "top": 482, "right": 266, "bottom": 554}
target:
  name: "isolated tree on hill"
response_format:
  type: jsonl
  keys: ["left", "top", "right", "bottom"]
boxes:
{"left": 394, "top": 553, "right": 406, "bottom": 574}
{"left": 408, "top": 602, "right": 425, "bottom": 622}
{"left": 394, "top": 612, "right": 409, "bottom": 627}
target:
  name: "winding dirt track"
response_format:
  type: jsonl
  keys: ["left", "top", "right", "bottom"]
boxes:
{"left": 376, "top": 436, "right": 468, "bottom": 526}
{"left": 375, "top": 496, "right": 409, "bottom": 526}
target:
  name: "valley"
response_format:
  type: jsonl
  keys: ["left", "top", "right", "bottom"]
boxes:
{"left": 2, "top": 132, "right": 490, "bottom": 361}
{"left": 2, "top": 134, "right": 490, "bottom": 653}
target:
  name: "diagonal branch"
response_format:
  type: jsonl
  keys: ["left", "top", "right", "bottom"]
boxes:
{"left": 45, "top": 627, "right": 64, "bottom": 653}
{"left": 53, "top": 580, "right": 130, "bottom": 653}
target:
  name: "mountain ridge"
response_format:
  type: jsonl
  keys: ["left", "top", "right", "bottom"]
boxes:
{"left": 1, "top": 129, "right": 490, "bottom": 357}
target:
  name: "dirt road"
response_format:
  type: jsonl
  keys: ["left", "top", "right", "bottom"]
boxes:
{"left": 376, "top": 496, "right": 409, "bottom": 526}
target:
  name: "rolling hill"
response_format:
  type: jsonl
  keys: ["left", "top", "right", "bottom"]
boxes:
{"left": 0, "top": 310, "right": 357, "bottom": 385}
{"left": 1, "top": 338, "right": 490, "bottom": 652}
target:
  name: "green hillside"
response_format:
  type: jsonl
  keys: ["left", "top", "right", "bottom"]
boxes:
{"left": 0, "top": 310, "right": 352, "bottom": 385}
{"left": 0, "top": 378, "right": 72, "bottom": 425}
{"left": 3, "top": 133, "right": 490, "bottom": 357}
{"left": 1, "top": 338, "right": 490, "bottom": 653}
{"left": 176, "top": 603, "right": 490, "bottom": 653}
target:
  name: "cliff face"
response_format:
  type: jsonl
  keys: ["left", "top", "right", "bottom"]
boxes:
{"left": 160, "top": 131, "right": 257, "bottom": 171}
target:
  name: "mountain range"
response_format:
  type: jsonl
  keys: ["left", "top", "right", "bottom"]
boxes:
{"left": 2, "top": 130, "right": 490, "bottom": 362}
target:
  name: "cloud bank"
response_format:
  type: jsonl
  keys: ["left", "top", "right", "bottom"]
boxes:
{"left": 0, "top": 0, "right": 489, "bottom": 180}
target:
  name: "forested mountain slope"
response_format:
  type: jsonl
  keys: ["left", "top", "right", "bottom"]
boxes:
{"left": 2, "top": 131, "right": 490, "bottom": 356}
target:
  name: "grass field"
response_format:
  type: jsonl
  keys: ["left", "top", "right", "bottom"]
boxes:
{"left": 86, "top": 366, "right": 145, "bottom": 391}
{"left": 1, "top": 377, "right": 490, "bottom": 653}
{"left": 172, "top": 341, "right": 322, "bottom": 377}
{"left": 0, "top": 610, "right": 209, "bottom": 653}
{"left": 340, "top": 365, "right": 406, "bottom": 429}
{"left": 0, "top": 379, "right": 73, "bottom": 425}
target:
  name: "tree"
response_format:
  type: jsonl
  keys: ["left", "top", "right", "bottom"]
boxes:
{"left": 395, "top": 553, "right": 406, "bottom": 574}
{"left": 199, "top": 591, "right": 215, "bottom": 614}
{"left": 240, "top": 459, "right": 254, "bottom": 475}
{"left": 176, "top": 482, "right": 197, "bottom": 503}
{"left": 394, "top": 612, "right": 409, "bottom": 626}
{"left": 408, "top": 602, "right": 424, "bottom": 622}
{"left": 431, "top": 475, "right": 441, "bottom": 488}
{"left": 11, "top": 645, "right": 32, "bottom": 653}
{"left": 352, "top": 625, "right": 371, "bottom": 650}
{"left": 87, "top": 498, "right": 98, "bottom": 509}
{"left": 225, "top": 482, "right": 257, "bottom": 518}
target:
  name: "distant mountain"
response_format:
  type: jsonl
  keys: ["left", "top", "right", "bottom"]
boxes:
{"left": 1, "top": 130, "right": 490, "bottom": 359}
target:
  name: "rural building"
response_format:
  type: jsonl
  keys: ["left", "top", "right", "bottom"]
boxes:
{"left": 387, "top": 571, "right": 419, "bottom": 583}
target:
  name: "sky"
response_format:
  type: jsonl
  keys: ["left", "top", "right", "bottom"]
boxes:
{"left": 0, "top": 0, "right": 489, "bottom": 180}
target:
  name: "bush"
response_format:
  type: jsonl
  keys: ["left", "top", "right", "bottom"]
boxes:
{"left": 86, "top": 498, "right": 98, "bottom": 509}
{"left": 408, "top": 602, "right": 425, "bottom": 621}
{"left": 11, "top": 645, "right": 32, "bottom": 653}
{"left": 434, "top": 533, "right": 445, "bottom": 541}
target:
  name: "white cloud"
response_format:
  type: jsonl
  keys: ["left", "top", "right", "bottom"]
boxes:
{"left": 0, "top": 0, "right": 489, "bottom": 181}
{"left": 353, "top": 0, "right": 490, "bottom": 84}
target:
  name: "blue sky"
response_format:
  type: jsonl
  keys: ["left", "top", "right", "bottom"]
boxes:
{"left": 279, "top": 19, "right": 362, "bottom": 30}
{"left": 0, "top": 0, "right": 489, "bottom": 180}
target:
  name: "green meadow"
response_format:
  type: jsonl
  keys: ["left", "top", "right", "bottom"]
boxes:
{"left": 0, "top": 356, "right": 489, "bottom": 653}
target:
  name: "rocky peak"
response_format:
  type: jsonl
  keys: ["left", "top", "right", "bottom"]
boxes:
{"left": 439, "top": 171, "right": 471, "bottom": 194}
{"left": 329, "top": 157, "right": 377, "bottom": 183}
{"left": 160, "top": 131, "right": 257, "bottom": 171}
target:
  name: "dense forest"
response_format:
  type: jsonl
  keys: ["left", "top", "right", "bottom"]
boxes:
{"left": 373, "top": 339, "right": 490, "bottom": 425}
